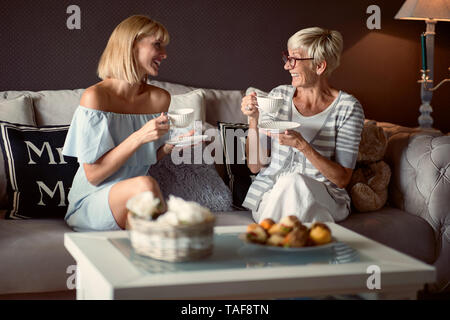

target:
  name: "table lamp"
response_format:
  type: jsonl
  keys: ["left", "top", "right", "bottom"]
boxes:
{"left": 395, "top": 0, "right": 450, "bottom": 128}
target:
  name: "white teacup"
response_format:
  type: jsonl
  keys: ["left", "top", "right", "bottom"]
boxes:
{"left": 168, "top": 108, "right": 194, "bottom": 128}
{"left": 256, "top": 95, "right": 283, "bottom": 114}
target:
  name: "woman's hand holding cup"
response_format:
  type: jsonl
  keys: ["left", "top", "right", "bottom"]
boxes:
{"left": 241, "top": 92, "right": 259, "bottom": 123}
{"left": 135, "top": 113, "right": 170, "bottom": 145}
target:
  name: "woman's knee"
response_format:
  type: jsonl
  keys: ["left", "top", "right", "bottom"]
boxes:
{"left": 134, "top": 175, "right": 159, "bottom": 193}
{"left": 277, "top": 173, "right": 307, "bottom": 188}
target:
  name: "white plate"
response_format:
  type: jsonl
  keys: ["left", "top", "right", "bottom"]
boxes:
{"left": 259, "top": 121, "right": 300, "bottom": 132}
{"left": 166, "top": 135, "right": 209, "bottom": 147}
{"left": 239, "top": 234, "right": 336, "bottom": 252}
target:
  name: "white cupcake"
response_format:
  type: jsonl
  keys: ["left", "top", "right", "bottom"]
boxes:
{"left": 156, "top": 195, "right": 213, "bottom": 226}
{"left": 126, "top": 191, "right": 161, "bottom": 220}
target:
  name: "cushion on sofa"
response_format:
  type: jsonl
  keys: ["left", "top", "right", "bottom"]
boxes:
{"left": 218, "top": 122, "right": 255, "bottom": 209}
{"left": 149, "top": 80, "right": 246, "bottom": 126}
{"left": 33, "top": 89, "right": 84, "bottom": 126}
{"left": 1, "top": 89, "right": 84, "bottom": 126}
{"left": 148, "top": 79, "right": 195, "bottom": 95}
{"left": 339, "top": 206, "right": 437, "bottom": 264}
{"left": 0, "top": 90, "right": 41, "bottom": 102}
{"left": 203, "top": 89, "right": 246, "bottom": 126}
{"left": 0, "top": 95, "right": 36, "bottom": 124}
{"left": 148, "top": 154, "right": 233, "bottom": 212}
{"left": 0, "top": 122, "right": 79, "bottom": 219}
{"left": 0, "top": 219, "right": 74, "bottom": 295}
{"left": 169, "top": 89, "right": 206, "bottom": 124}
{"left": 0, "top": 96, "right": 37, "bottom": 209}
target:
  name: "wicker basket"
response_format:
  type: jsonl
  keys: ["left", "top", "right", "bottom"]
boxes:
{"left": 127, "top": 213, "right": 216, "bottom": 262}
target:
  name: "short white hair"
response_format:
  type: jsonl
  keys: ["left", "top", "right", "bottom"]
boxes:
{"left": 287, "top": 27, "right": 343, "bottom": 77}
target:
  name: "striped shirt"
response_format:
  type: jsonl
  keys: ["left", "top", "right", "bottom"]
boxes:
{"left": 242, "top": 85, "right": 365, "bottom": 211}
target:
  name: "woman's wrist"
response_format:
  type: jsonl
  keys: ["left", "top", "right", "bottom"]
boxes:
{"left": 295, "top": 139, "right": 309, "bottom": 153}
{"left": 248, "top": 118, "right": 259, "bottom": 128}
{"left": 130, "top": 131, "right": 144, "bottom": 148}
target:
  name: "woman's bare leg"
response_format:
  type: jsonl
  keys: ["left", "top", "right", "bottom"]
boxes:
{"left": 108, "top": 176, "right": 165, "bottom": 229}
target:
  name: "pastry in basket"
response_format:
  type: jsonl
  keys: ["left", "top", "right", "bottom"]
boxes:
{"left": 266, "top": 234, "right": 285, "bottom": 246}
{"left": 309, "top": 222, "right": 332, "bottom": 245}
{"left": 127, "top": 194, "right": 216, "bottom": 262}
{"left": 157, "top": 195, "right": 214, "bottom": 226}
{"left": 126, "top": 191, "right": 164, "bottom": 220}
{"left": 246, "top": 223, "right": 268, "bottom": 244}
{"left": 260, "top": 218, "right": 275, "bottom": 231}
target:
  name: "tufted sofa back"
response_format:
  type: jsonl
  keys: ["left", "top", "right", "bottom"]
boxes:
{"left": 380, "top": 122, "right": 449, "bottom": 291}
{"left": 381, "top": 124, "right": 447, "bottom": 231}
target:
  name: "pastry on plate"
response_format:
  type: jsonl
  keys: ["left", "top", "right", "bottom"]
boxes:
{"left": 268, "top": 223, "right": 290, "bottom": 236}
{"left": 279, "top": 215, "right": 300, "bottom": 234}
{"left": 283, "top": 228, "right": 308, "bottom": 247}
{"left": 246, "top": 223, "right": 268, "bottom": 244}
{"left": 260, "top": 218, "right": 275, "bottom": 231}
{"left": 266, "top": 234, "right": 285, "bottom": 247}
{"left": 292, "top": 220, "right": 308, "bottom": 232}
{"left": 309, "top": 222, "right": 332, "bottom": 245}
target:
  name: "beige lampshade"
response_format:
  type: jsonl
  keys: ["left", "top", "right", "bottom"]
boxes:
{"left": 395, "top": 0, "right": 450, "bottom": 21}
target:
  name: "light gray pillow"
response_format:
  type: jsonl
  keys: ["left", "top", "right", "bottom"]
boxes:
{"left": 203, "top": 89, "right": 246, "bottom": 126}
{"left": 148, "top": 155, "right": 233, "bottom": 212}
{"left": 33, "top": 89, "right": 84, "bottom": 125}
{"left": 169, "top": 89, "right": 206, "bottom": 124}
{"left": 149, "top": 80, "right": 246, "bottom": 126}
{"left": 147, "top": 79, "right": 195, "bottom": 95}
{"left": 0, "top": 95, "right": 37, "bottom": 209}
{"left": 0, "top": 95, "right": 36, "bottom": 124}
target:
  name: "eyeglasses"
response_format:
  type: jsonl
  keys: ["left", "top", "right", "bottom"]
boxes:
{"left": 282, "top": 51, "right": 313, "bottom": 68}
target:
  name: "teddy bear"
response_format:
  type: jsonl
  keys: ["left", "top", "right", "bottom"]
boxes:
{"left": 347, "top": 120, "right": 391, "bottom": 212}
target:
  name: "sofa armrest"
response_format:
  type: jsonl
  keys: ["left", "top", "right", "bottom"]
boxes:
{"left": 384, "top": 130, "right": 449, "bottom": 291}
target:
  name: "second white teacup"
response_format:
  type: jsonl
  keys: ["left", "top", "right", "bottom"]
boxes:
{"left": 168, "top": 108, "right": 194, "bottom": 128}
{"left": 256, "top": 95, "right": 283, "bottom": 113}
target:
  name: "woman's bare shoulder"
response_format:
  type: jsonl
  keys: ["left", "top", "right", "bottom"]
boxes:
{"left": 79, "top": 83, "right": 110, "bottom": 110}
{"left": 145, "top": 84, "right": 171, "bottom": 113}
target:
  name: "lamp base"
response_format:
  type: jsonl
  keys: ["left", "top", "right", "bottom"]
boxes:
{"left": 418, "top": 102, "right": 433, "bottom": 129}
{"left": 417, "top": 20, "right": 436, "bottom": 129}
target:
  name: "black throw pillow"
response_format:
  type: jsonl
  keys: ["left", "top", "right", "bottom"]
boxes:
{"left": 0, "top": 122, "right": 79, "bottom": 219}
{"left": 217, "top": 122, "right": 255, "bottom": 209}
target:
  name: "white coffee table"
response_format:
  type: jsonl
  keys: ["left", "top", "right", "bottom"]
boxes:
{"left": 64, "top": 224, "right": 435, "bottom": 300}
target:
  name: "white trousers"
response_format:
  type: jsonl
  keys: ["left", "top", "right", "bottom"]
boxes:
{"left": 253, "top": 172, "right": 349, "bottom": 223}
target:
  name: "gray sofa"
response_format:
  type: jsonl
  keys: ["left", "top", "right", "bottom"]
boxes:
{"left": 0, "top": 81, "right": 448, "bottom": 299}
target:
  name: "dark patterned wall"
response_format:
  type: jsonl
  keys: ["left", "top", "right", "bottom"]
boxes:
{"left": 1, "top": 0, "right": 449, "bottom": 131}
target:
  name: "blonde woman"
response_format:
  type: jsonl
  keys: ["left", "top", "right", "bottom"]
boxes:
{"left": 241, "top": 27, "right": 365, "bottom": 223}
{"left": 63, "top": 15, "right": 177, "bottom": 231}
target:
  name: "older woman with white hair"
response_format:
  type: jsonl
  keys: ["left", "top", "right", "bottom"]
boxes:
{"left": 241, "top": 27, "right": 365, "bottom": 223}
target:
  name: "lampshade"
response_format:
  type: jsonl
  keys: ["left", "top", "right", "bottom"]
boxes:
{"left": 395, "top": 0, "right": 450, "bottom": 21}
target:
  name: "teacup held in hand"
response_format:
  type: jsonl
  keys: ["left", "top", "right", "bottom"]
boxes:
{"left": 256, "top": 95, "right": 283, "bottom": 114}
{"left": 168, "top": 108, "right": 194, "bottom": 128}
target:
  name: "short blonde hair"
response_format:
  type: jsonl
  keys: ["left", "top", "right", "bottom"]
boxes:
{"left": 287, "top": 27, "right": 343, "bottom": 77}
{"left": 97, "top": 15, "right": 169, "bottom": 84}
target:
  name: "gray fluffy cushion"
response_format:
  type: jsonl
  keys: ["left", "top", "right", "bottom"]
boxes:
{"left": 148, "top": 155, "right": 233, "bottom": 212}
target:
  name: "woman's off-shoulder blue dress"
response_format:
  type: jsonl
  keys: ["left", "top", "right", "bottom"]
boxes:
{"left": 62, "top": 106, "right": 167, "bottom": 231}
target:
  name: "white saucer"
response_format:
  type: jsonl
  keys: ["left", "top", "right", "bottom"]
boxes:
{"left": 166, "top": 135, "right": 209, "bottom": 147}
{"left": 259, "top": 121, "right": 300, "bottom": 132}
